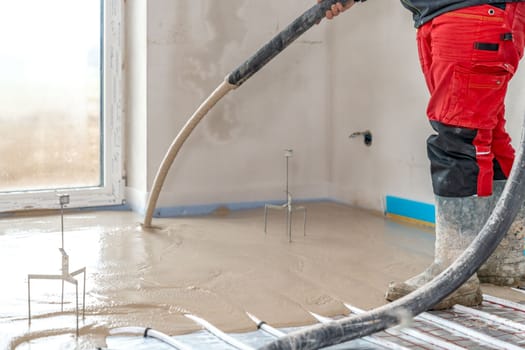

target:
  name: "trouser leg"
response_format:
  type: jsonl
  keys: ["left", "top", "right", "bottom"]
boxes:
{"left": 386, "top": 4, "right": 525, "bottom": 307}
{"left": 426, "top": 121, "right": 495, "bottom": 197}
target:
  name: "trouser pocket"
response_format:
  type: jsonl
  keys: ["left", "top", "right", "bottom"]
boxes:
{"left": 440, "top": 63, "right": 511, "bottom": 129}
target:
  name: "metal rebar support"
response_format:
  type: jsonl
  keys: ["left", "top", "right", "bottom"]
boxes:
{"left": 27, "top": 194, "right": 86, "bottom": 337}
{"left": 28, "top": 268, "right": 86, "bottom": 337}
{"left": 263, "top": 149, "right": 307, "bottom": 242}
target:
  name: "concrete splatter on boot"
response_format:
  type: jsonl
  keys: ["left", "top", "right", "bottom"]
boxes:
{"left": 478, "top": 181, "right": 525, "bottom": 286}
{"left": 385, "top": 195, "right": 490, "bottom": 310}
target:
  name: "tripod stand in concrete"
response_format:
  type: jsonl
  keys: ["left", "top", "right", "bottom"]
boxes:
{"left": 28, "top": 194, "right": 86, "bottom": 337}
{"left": 264, "top": 149, "right": 306, "bottom": 242}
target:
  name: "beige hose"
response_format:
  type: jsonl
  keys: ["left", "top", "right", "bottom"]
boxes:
{"left": 143, "top": 0, "right": 349, "bottom": 228}
{"left": 143, "top": 80, "right": 236, "bottom": 227}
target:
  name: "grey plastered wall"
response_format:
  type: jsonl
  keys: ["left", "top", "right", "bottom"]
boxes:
{"left": 127, "top": 0, "right": 333, "bottom": 213}
{"left": 125, "top": 1, "right": 525, "bottom": 215}
{"left": 328, "top": 2, "right": 434, "bottom": 211}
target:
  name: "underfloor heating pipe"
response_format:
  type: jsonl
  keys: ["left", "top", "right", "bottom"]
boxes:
{"left": 109, "top": 326, "right": 191, "bottom": 350}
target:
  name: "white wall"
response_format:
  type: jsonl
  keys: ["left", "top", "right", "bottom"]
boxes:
{"left": 125, "top": 0, "right": 525, "bottom": 215}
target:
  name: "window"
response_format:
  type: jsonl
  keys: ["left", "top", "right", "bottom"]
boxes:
{"left": 0, "top": 0, "right": 123, "bottom": 211}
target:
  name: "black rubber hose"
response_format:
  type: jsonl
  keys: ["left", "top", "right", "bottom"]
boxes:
{"left": 259, "top": 120, "right": 525, "bottom": 349}
{"left": 227, "top": 0, "right": 351, "bottom": 87}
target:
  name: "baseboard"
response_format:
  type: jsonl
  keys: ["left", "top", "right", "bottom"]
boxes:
{"left": 153, "top": 197, "right": 333, "bottom": 218}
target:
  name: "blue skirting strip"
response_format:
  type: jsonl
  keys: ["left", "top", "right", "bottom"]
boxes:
{"left": 385, "top": 195, "right": 435, "bottom": 224}
{"left": 153, "top": 198, "right": 332, "bottom": 218}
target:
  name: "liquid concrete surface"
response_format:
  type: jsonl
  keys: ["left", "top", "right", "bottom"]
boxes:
{"left": 0, "top": 201, "right": 522, "bottom": 349}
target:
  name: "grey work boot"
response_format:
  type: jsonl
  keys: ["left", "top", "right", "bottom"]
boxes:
{"left": 477, "top": 181, "right": 525, "bottom": 286}
{"left": 385, "top": 195, "right": 489, "bottom": 310}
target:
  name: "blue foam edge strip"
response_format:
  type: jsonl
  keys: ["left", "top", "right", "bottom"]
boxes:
{"left": 385, "top": 195, "right": 435, "bottom": 224}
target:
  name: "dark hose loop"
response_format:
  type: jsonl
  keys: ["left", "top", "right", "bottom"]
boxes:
{"left": 260, "top": 118, "right": 525, "bottom": 350}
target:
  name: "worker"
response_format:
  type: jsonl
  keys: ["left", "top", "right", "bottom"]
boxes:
{"left": 320, "top": 0, "right": 525, "bottom": 309}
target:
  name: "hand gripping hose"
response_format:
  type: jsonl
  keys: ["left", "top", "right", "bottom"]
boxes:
{"left": 143, "top": 0, "right": 351, "bottom": 228}
{"left": 257, "top": 119, "right": 525, "bottom": 349}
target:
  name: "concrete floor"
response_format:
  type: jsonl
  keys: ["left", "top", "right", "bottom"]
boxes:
{"left": 0, "top": 201, "right": 523, "bottom": 349}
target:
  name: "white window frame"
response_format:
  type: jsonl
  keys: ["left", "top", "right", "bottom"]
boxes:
{"left": 0, "top": 0, "right": 124, "bottom": 212}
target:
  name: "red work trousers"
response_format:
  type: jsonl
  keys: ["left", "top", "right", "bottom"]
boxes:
{"left": 418, "top": 3, "right": 525, "bottom": 197}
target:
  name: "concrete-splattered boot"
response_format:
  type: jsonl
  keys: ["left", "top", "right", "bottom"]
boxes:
{"left": 385, "top": 195, "right": 489, "bottom": 309}
{"left": 477, "top": 181, "right": 525, "bottom": 286}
